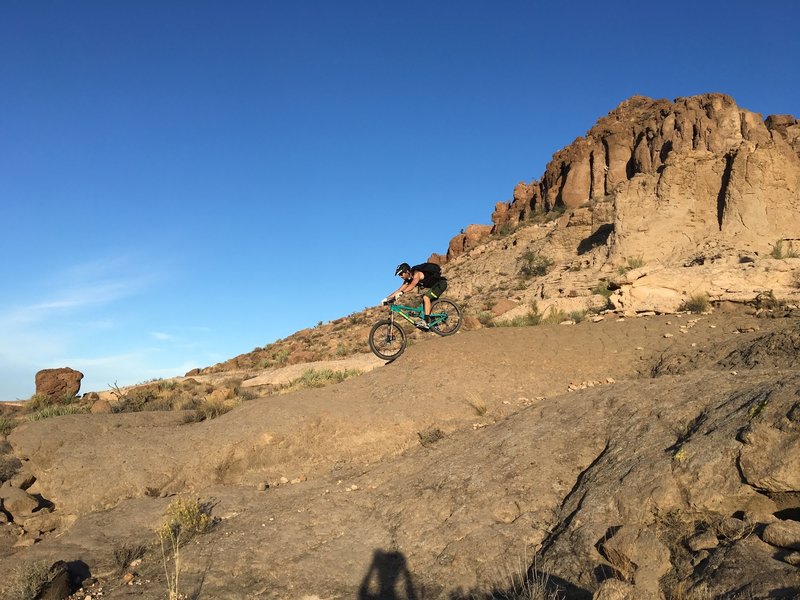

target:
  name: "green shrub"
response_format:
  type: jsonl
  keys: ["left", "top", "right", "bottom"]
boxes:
{"left": 25, "top": 394, "right": 52, "bottom": 412}
{"left": 771, "top": 239, "right": 799, "bottom": 259}
{"left": 477, "top": 311, "right": 495, "bottom": 327}
{"left": 495, "top": 302, "right": 543, "bottom": 327}
{"left": 617, "top": 255, "right": 645, "bottom": 275}
{"left": 278, "top": 368, "right": 362, "bottom": 393}
{"left": 29, "top": 404, "right": 90, "bottom": 421}
{"left": 591, "top": 280, "right": 613, "bottom": 299}
{"left": 273, "top": 348, "right": 291, "bottom": 365}
{"left": 0, "top": 417, "right": 16, "bottom": 436}
{"left": 495, "top": 222, "right": 514, "bottom": 237}
{"left": 519, "top": 251, "right": 553, "bottom": 279}
{"left": 569, "top": 310, "right": 587, "bottom": 323}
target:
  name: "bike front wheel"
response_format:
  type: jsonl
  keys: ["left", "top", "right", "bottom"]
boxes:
{"left": 430, "top": 299, "right": 462, "bottom": 336}
{"left": 368, "top": 319, "right": 407, "bottom": 361}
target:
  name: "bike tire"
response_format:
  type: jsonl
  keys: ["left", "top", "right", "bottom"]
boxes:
{"left": 368, "top": 320, "right": 407, "bottom": 360}
{"left": 430, "top": 299, "right": 462, "bottom": 336}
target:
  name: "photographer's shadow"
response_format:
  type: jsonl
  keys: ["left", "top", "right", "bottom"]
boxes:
{"left": 358, "top": 549, "right": 419, "bottom": 600}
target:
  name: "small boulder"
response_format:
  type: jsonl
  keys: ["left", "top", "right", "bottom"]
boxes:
{"left": 491, "top": 299, "right": 518, "bottom": 317}
{"left": 715, "top": 516, "right": 749, "bottom": 540}
{"left": 688, "top": 530, "right": 719, "bottom": 551}
{"left": 592, "top": 579, "right": 638, "bottom": 600}
{"left": 600, "top": 526, "right": 670, "bottom": 597}
{"left": 38, "top": 560, "right": 72, "bottom": 600}
{"left": 90, "top": 399, "right": 113, "bottom": 414}
{"left": 0, "top": 486, "right": 40, "bottom": 519}
{"left": 34, "top": 368, "right": 83, "bottom": 402}
{"left": 761, "top": 520, "right": 800, "bottom": 550}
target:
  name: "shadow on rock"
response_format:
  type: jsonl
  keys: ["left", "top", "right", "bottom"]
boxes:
{"left": 358, "top": 549, "right": 419, "bottom": 600}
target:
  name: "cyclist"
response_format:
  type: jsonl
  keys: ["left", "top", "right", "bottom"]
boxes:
{"left": 381, "top": 262, "right": 448, "bottom": 329}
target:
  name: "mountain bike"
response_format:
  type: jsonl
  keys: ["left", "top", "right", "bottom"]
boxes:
{"left": 368, "top": 297, "right": 462, "bottom": 361}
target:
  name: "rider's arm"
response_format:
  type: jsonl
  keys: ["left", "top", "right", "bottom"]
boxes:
{"left": 390, "top": 272, "right": 424, "bottom": 299}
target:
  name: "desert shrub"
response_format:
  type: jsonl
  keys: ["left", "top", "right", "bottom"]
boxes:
{"left": 6, "top": 560, "right": 52, "bottom": 600}
{"left": 519, "top": 251, "right": 553, "bottom": 279}
{"left": 495, "top": 222, "right": 514, "bottom": 237}
{"left": 617, "top": 255, "right": 645, "bottom": 274}
{"left": 236, "top": 388, "right": 259, "bottom": 401}
{"left": 591, "top": 280, "right": 613, "bottom": 299}
{"left": 417, "top": 427, "right": 445, "bottom": 447}
{"left": 157, "top": 380, "right": 178, "bottom": 392}
{"left": 679, "top": 293, "right": 709, "bottom": 314}
{"left": 278, "top": 368, "right": 362, "bottom": 393}
{"left": 541, "top": 308, "right": 570, "bottom": 325}
{"left": 477, "top": 311, "right": 495, "bottom": 327}
{"left": 754, "top": 289, "right": 784, "bottom": 310}
{"left": 478, "top": 555, "right": 564, "bottom": 600}
{"left": 770, "top": 239, "right": 797, "bottom": 259}
{"left": 157, "top": 497, "right": 216, "bottom": 600}
{"left": 29, "top": 404, "right": 90, "bottom": 421}
{"left": 0, "top": 417, "right": 16, "bottom": 436}
{"left": 193, "top": 399, "right": 237, "bottom": 422}
{"left": 465, "top": 392, "right": 488, "bottom": 416}
{"left": 495, "top": 302, "right": 543, "bottom": 327}
{"left": 569, "top": 310, "right": 587, "bottom": 323}
{"left": 25, "top": 394, "right": 52, "bottom": 412}
{"left": 348, "top": 313, "right": 366, "bottom": 325}
{"left": 113, "top": 542, "right": 147, "bottom": 576}
{"left": 273, "top": 348, "right": 291, "bottom": 366}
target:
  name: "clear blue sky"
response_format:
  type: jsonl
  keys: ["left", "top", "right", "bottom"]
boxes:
{"left": 2, "top": 1, "right": 798, "bottom": 400}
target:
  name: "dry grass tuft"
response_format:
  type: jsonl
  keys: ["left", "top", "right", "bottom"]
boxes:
{"left": 6, "top": 560, "right": 52, "bottom": 600}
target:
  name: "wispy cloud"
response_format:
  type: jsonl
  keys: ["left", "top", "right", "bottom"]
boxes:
{"left": 149, "top": 331, "right": 174, "bottom": 341}
{"left": 0, "top": 255, "right": 166, "bottom": 399}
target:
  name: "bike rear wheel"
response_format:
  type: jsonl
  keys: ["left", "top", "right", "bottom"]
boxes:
{"left": 368, "top": 319, "right": 407, "bottom": 360}
{"left": 430, "top": 299, "right": 462, "bottom": 336}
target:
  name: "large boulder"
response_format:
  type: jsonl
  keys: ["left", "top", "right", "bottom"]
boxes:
{"left": 34, "top": 368, "right": 83, "bottom": 402}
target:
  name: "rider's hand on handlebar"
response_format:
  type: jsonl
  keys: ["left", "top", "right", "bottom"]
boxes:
{"left": 381, "top": 297, "right": 392, "bottom": 305}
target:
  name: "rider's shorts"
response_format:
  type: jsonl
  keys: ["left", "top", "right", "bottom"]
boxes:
{"left": 422, "top": 278, "right": 448, "bottom": 301}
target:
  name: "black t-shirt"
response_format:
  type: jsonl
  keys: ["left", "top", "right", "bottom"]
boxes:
{"left": 411, "top": 263, "right": 443, "bottom": 288}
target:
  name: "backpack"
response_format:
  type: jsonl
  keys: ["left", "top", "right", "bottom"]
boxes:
{"left": 412, "top": 262, "right": 443, "bottom": 280}
{"left": 413, "top": 262, "right": 441, "bottom": 276}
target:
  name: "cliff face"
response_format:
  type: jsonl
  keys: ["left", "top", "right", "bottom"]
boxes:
{"left": 439, "top": 94, "right": 800, "bottom": 263}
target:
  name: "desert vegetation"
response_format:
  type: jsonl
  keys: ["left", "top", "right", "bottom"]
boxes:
{"left": 678, "top": 293, "right": 710, "bottom": 314}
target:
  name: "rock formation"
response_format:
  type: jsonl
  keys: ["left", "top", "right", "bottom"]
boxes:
{"left": 441, "top": 94, "right": 800, "bottom": 264}
{"left": 34, "top": 368, "right": 83, "bottom": 402}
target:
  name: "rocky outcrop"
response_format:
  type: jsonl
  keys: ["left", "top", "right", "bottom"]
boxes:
{"left": 34, "top": 368, "right": 83, "bottom": 402}
{"left": 438, "top": 94, "right": 800, "bottom": 263}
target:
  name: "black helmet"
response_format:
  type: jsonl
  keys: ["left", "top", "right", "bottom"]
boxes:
{"left": 395, "top": 262, "right": 411, "bottom": 276}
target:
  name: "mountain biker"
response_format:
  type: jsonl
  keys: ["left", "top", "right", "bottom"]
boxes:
{"left": 381, "top": 262, "right": 448, "bottom": 329}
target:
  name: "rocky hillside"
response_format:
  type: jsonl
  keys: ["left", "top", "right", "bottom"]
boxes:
{"left": 202, "top": 93, "right": 800, "bottom": 377}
